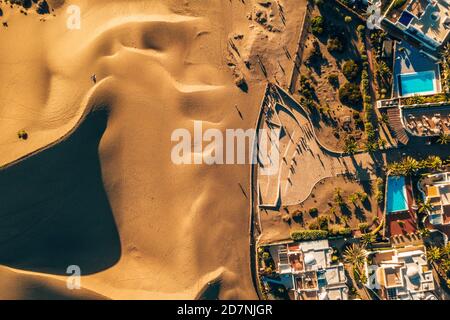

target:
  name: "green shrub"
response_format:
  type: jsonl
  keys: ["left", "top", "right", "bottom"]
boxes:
{"left": 339, "top": 82, "right": 362, "bottom": 106}
{"left": 337, "top": 227, "right": 352, "bottom": 236}
{"left": 309, "top": 207, "right": 319, "bottom": 215}
{"left": 299, "top": 75, "right": 315, "bottom": 100}
{"left": 357, "top": 25, "right": 365, "bottom": 37}
{"left": 328, "top": 74, "right": 339, "bottom": 86}
{"left": 309, "top": 220, "right": 320, "bottom": 230}
{"left": 358, "top": 222, "right": 369, "bottom": 232}
{"left": 374, "top": 177, "right": 384, "bottom": 204}
{"left": 344, "top": 16, "right": 352, "bottom": 23}
{"left": 348, "top": 193, "right": 359, "bottom": 204}
{"left": 311, "top": 16, "right": 325, "bottom": 35}
{"left": 17, "top": 129, "right": 29, "bottom": 140}
{"left": 329, "top": 227, "right": 352, "bottom": 237}
{"left": 342, "top": 60, "right": 360, "bottom": 81}
{"left": 357, "top": 192, "right": 368, "bottom": 202}
{"left": 327, "top": 37, "right": 343, "bottom": 53}
{"left": 317, "top": 216, "right": 329, "bottom": 230}
{"left": 291, "top": 230, "right": 329, "bottom": 241}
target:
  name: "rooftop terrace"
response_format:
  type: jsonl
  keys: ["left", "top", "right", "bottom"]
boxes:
{"left": 403, "top": 106, "right": 450, "bottom": 136}
{"left": 365, "top": 245, "right": 436, "bottom": 300}
{"left": 387, "top": 0, "right": 450, "bottom": 46}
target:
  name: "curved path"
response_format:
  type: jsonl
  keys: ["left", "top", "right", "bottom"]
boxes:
{"left": 256, "top": 84, "right": 378, "bottom": 211}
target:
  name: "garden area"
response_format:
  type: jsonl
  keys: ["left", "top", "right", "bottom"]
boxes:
{"left": 258, "top": 175, "right": 385, "bottom": 244}
{"left": 276, "top": 175, "right": 383, "bottom": 242}
{"left": 294, "top": 1, "right": 380, "bottom": 151}
{"left": 427, "top": 244, "right": 450, "bottom": 294}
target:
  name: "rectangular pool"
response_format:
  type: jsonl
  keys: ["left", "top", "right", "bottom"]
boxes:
{"left": 399, "top": 71, "right": 436, "bottom": 97}
{"left": 386, "top": 176, "right": 408, "bottom": 213}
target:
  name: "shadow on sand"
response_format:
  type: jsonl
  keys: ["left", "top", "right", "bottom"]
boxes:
{"left": 0, "top": 110, "right": 121, "bottom": 275}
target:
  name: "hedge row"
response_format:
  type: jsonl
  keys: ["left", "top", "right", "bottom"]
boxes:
{"left": 290, "top": 230, "right": 328, "bottom": 241}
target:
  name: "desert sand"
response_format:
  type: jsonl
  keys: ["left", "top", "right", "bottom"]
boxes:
{"left": 0, "top": 0, "right": 306, "bottom": 299}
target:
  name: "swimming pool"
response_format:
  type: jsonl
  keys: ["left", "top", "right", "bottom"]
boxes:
{"left": 399, "top": 71, "right": 436, "bottom": 97}
{"left": 386, "top": 176, "right": 408, "bottom": 213}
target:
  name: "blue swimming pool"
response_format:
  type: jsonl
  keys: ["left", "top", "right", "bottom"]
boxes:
{"left": 399, "top": 11, "right": 414, "bottom": 26}
{"left": 386, "top": 176, "right": 408, "bottom": 213}
{"left": 399, "top": 71, "right": 436, "bottom": 97}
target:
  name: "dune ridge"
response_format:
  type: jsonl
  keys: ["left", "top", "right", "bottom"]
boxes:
{"left": 0, "top": 0, "right": 305, "bottom": 299}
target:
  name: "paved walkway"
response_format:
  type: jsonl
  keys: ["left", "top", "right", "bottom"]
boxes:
{"left": 258, "top": 85, "right": 378, "bottom": 208}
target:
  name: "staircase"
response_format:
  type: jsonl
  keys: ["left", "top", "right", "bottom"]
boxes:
{"left": 278, "top": 247, "right": 289, "bottom": 265}
{"left": 387, "top": 108, "right": 410, "bottom": 145}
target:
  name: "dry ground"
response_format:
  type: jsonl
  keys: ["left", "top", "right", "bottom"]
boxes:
{"left": 293, "top": 2, "right": 369, "bottom": 150}
{"left": 259, "top": 174, "right": 381, "bottom": 244}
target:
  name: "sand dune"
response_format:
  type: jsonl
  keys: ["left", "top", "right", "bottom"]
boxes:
{"left": 0, "top": 0, "right": 305, "bottom": 299}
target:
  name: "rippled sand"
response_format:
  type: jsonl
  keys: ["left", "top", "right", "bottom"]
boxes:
{"left": 0, "top": 0, "right": 305, "bottom": 299}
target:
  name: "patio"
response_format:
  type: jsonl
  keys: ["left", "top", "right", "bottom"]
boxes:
{"left": 403, "top": 106, "right": 450, "bottom": 136}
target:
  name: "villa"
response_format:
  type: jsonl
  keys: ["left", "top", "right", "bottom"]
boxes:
{"left": 364, "top": 245, "right": 437, "bottom": 300}
{"left": 383, "top": 0, "right": 450, "bottom": 52}
{"left": 377, "top": 40, "right": 449, "bottom": 144}
{"left": 419, "top": 172, "right": 450, "bottom": 226}
{"left": 267, "top": 240, "right": 349, "bottom": 300}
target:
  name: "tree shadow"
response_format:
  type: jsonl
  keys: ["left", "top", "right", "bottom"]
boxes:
{"left": 354, "top": 206, "right": 367, "bottom": 223}
{"left": 0, "top": 110, "right": 121, "bottom": 275}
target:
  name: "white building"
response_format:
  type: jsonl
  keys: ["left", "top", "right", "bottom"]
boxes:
{"left": 383, "top": 0, "right": 450, "bottom": 50}
{"left": 364, "top": 245, "right": 437, "bottom": 300}
{"left": 419, "top": 172, "right": 450, "bottom": 226}
{"left": 269, "top": 240, "right": 349, "bottom": 300}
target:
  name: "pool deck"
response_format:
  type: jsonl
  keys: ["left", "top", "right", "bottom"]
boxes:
{"left": 386, "top": 177, "right": 417, "bottom": 237}
{"left": 393, "top": 41, "right": 441, "bottom": 98}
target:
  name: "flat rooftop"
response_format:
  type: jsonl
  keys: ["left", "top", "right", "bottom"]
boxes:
{"left": 408, "top": 0, "right": 450, "bottom": 45}
{"left": 403, "top": 107, "right": 450, "bottom": 136}
{"left": 387, "top": 0, "right": 450, "bottom": 45}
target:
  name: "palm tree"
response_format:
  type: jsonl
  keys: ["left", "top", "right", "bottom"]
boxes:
{"left": 334, "top": 188, "right": 346, "bottom": 207}
{"left": 343, "top": 243, "right": 367, "bottom": 271}
{"left": 348, "top": 193, "right": 359, "bottom": 206}
{"left": 379, "top": 61, "right": 391, "bottom": 79}
{"left": 387, "top": 161, "right": 404, "bottom": 176}
{"left": 344, "top": 138, "right": 358, "bottom": 155}
{"left": 401, "top": 156, "right": 419, "bottom": 176}
{"left": 364, "top": 141, "right": 379, "bottom": 153}
{"left": 361, "top": 233, "right": 376, "bottom": 246}
{"left": 438, "top": 133, "right": 450, "bottom": 145}
{"left": 427, "top": 246, "right": 442, "bottom": 264}
{"left": 443, "top": 43, "right": 450, "bottom": 61}
{"left": 426, "top": 155, "right": 442, "bottom": 171}
{"left": 378, "top": 138, "right": 387, "bottom": 150}
{"left": 417, "top": 199, "right": 433, "bottom": 215}
{"left": 442, "top": 243, "right": 450, "bottom": 258}
{"left": 418, "top": 228, "right": 430, "bottom": 238}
